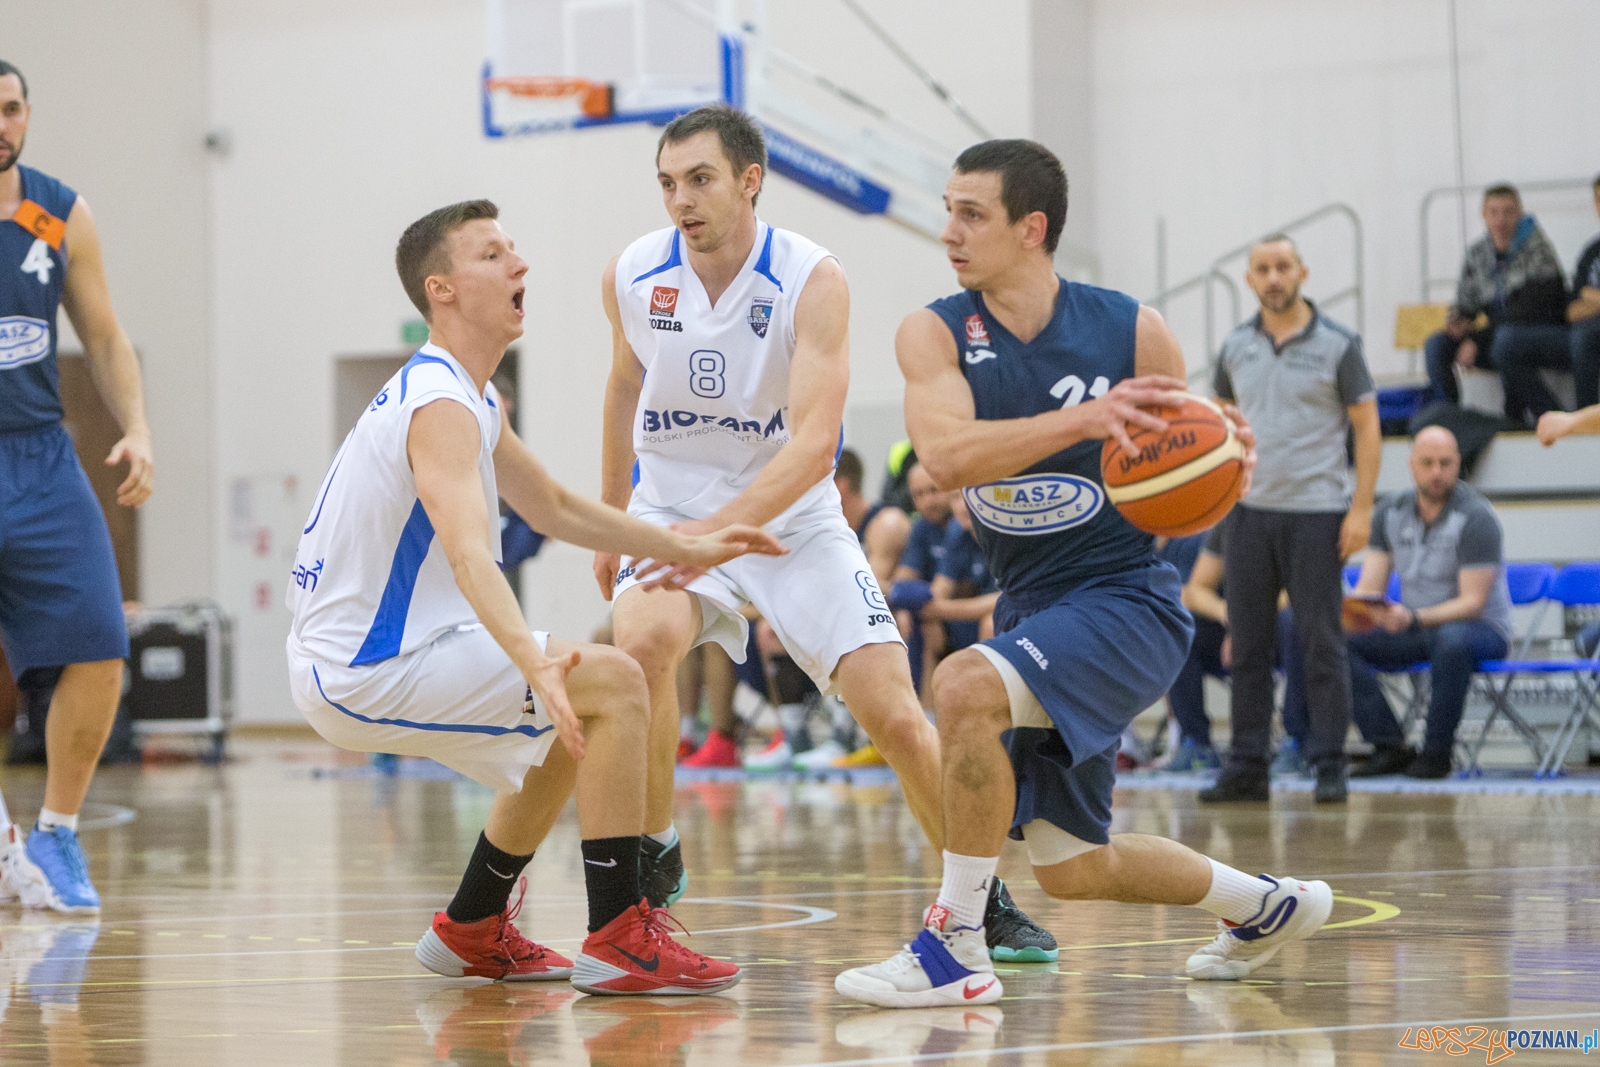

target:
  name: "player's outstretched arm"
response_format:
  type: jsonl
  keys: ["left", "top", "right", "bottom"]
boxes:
{"left": 898, "top": 309, "right": 1186, "bottom": 490}
{"left": 678, "top": 258, "right": 852, "bottom": 535}
{"left": 594, "top": 255, "right": 645, "bottom": 597}
{"left": 491, "top": 408, "right": 784, "bottom": 572}
{"left": 60, "top": 197, "right": 153, "bottom": 507}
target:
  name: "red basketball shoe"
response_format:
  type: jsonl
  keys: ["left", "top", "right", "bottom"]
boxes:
{"left": 573, "top": 901, "right": 742, "bottom": 995}
{"left": 681, "top": 731, "right": 740, "bottom": 768}
{"left": 415, "top": 878, "right": 575, "bottom": 981}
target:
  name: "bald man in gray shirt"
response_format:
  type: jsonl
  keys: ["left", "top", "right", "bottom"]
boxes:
{"left": 1199, "top": 235, "right": 1382, "bottom": 805}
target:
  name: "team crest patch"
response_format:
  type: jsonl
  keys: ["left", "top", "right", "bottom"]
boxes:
{"left": 651, "top": 286, "right": 679, "bottom": 317}
{"left": 748, "top": 297, "right": 774, "bottom": 338}
{"left": 965, "top": 314, "right": 990, "bottom": 346}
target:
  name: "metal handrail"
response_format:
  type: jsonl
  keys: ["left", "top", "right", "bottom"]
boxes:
{"left": 1419, "top": 177, "right": 1597, "bottom": 302}
{"left": 1147, "top": 202, "right": 1363, "bottom": 378}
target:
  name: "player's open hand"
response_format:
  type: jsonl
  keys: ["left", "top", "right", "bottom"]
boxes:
{"left": 106, "top": 432, "right": 154, "bottom": 507}
{"left": 1077, "top": 375, "right": 1188, "bottom": 456}
{"left": 524, "top": 648, "right": 585, "bottom": 759}
{"left": 593, "top": 551, "right": 622, "bottom": 601}
{"left": 1218, "top": 402, "right": 1258, "bottom": 498}
{"left": 632, "top": 524, "right": 787, "bottom": 593}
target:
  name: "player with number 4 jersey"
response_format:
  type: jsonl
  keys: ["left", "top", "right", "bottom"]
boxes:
{"left": 595, "top": 105, "right": 1055, "bottom": 961}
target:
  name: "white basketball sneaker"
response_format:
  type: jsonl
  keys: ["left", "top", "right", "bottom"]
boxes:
{"left": 1186, "top": 874, "right": 1334, "bottom": 980}
{"left": 835, "top": 905, "right": 1003, "bottom": 1009}
{"left": 0, "top": 825, "right": 60, "bottom": 911}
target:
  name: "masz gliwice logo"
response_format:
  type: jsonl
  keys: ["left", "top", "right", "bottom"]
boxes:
{"left": 0, "top": 316, "right": 51, "bottom": 369}
{"left": 649, "top": 286, "right": 683, "bottom": 332}
{"left": 963, "top": 474, "right": 1103, "bottom": 535}
{"left": 748, "top": 297, "right": 773, "bottom": 338}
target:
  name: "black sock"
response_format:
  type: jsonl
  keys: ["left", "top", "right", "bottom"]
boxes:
{"left": 581, "top": 836, "right": 642, "bottom": 932}
{"left": 446, "top": 832, "right": 534, "bottom": 924}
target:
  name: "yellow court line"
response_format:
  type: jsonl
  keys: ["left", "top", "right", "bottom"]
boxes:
{"left": 1057, "top": 894, "right": 1400, "bottom": 951}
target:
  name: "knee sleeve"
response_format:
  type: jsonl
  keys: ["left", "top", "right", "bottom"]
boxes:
{"left": 1022, "top": 819, "right": 1105, "bottom": 867}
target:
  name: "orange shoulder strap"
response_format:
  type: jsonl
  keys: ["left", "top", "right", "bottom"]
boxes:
{"left": 10, "top": 200, "right": 67, "bottom": 251}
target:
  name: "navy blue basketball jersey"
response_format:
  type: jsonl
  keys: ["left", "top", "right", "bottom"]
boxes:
{"left": 0, "top": 166, "right": 77, "bottom": 432}
{"left": 927, "top": 279, "right": 1153, "bottom": 595}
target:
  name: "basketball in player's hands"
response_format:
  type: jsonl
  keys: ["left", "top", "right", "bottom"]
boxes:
{"left": 1100, "top": 393, "right": 1245, "bottom": 537}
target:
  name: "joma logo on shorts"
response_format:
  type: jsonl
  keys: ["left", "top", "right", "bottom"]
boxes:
{"left": 865, "top": 613, "right": 893, "bottom": 626}
{"left": 1016, "top": 637, "right": 1049, "bottom": 669}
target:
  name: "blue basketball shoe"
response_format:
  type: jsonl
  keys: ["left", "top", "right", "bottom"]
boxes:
{"left": 25, "top": 825, "right": 101, "bottom": 914}
{"left": 835, "top": 905, "right": 1003, "bottom": 1008}
{"left": 1185, "top": 874, "right": 1332, "bottom": 980}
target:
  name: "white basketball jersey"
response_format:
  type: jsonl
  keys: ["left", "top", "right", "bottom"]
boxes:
{"left": 615, "top": 220, "right": 838, "bottom": 529}
{"left": 287, "top": 343, "right": 502, "bottom": 667}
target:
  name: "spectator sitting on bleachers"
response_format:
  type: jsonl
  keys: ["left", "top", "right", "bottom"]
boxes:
{"left": 1565, "top": 174, "right": 1600, "bottom": 410}
{"left": 1176, "top": 517, "right": 1313, "bottom": 775}
{"left": 1425, "top": 183, "right": 1569, "bottom": 426}
{"left": 1346, "top": 427, "right": 1513, "bottom": 779}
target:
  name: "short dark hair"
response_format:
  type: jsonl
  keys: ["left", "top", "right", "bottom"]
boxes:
{"left": 657, "top": 104, "right": 767, "bottom": 205}
{"left": 835, "top": 448, "right": 864, "bottom": 495}
{"left": 0, "top": 60, "right": 27, "bottom": 100}
{"left": 953, "top": 140, "right": 1068, "bottom": 254}
{"left": 1252, "top": 232, "right": 1301, "bottom": 262}
{"left": 395, "top": 199, "right": 499, "bottom": 320}
{"left": 1484, "top": 183, "right": 1521, "bottom": 204}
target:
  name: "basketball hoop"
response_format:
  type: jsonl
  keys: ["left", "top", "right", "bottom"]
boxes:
{"left": 485, "top": 76, "right": 614, "bottom": 120}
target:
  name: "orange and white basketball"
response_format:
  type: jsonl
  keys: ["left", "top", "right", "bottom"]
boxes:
{"left": 1099, "top": 393, "right": 1245, "bottom": 537}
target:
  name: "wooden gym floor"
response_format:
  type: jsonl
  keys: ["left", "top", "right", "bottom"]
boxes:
{"left": 2, "top": 736, "right": 1598, "bottom": 1066}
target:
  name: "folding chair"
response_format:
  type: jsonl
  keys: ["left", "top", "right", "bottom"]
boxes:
{"left": 1533, "top": 563, "right": 1600, "bottom": 778}
{"left": 1460, "top": 562, "right": 1558, "bottom": 775}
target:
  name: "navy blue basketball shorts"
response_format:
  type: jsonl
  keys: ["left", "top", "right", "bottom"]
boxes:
{"left": 0, "top": 426, "right": 130, "bottom": 686}
{"left": 973, "top": 561, "right": 1193, "bottom": 853}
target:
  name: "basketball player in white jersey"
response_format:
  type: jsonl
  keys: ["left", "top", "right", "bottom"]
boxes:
{"left": 286, "top": 199, "right": 783, "bottom": 995}
{"left": 593, "top": 105, "right": 1055, "bottom": 959}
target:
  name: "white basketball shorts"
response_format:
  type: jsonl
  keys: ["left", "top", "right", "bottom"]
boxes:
{"left": 612, "top": 503, "right": 904, "bottom": 694}
{"left": 287, "top": 624, "right": 557, "bottom": 794}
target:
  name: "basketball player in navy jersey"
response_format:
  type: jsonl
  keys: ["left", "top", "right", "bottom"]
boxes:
{"left": 594, "top": 106, "right": 1054, "bottom": 960}
{"left": 0, "top": 60, "right": 154, "bottom": 914}
{"left": 837, "top": 141, "right": 1335, "bottom": 1008}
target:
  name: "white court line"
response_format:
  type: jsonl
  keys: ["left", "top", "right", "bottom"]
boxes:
{"left": 8, "top": 897, "right": 838, "bottom": 966}
{"left": 792, "top": 1010, "right": 1600, "bottom": 1067}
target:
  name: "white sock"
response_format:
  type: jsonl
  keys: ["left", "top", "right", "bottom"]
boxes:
{"left": 37, "top": 808, "right": 78, "bottom": 833}
{"left": 934, "top": 851, "right": 998, "bottom": 930}
{"left": 646, "top": 825, "right": 678, "bottom": 849}
{"left": 1197, "top": 858, "right": 1269, "bottom": 924}
{"left": 0, "top": 789, "right": 12, "bottom": 831}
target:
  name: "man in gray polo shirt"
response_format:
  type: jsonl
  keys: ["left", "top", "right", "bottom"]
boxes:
{"left": 1200, "top": 235, "right": 1381, "bottom": 805}
{"left": 1345, "top": 427, "right": 1511, "bottom": 779}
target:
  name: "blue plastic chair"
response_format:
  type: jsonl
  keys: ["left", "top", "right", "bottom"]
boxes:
{"left": 1531, "top": 563, "right": 1600, "bottom": 776}
{"left": 1462, "top": 562, "right": 1557, "bottom": 775}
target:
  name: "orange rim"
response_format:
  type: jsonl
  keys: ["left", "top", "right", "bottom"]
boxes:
{"left": 485, "top": 76, "right": 613, "bottom": 118}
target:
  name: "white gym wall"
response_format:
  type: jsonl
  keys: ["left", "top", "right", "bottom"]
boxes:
{"left": 5, "top": 0, "right": 1598, "bottom": 721}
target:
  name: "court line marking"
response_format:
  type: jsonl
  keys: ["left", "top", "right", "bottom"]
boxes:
{"left": 785, "top": 1009, "right": 1600, "bottom": 1067}
{"left": 10, "top": 898, "right": 837, "bottom": 975}
{"left": 1046, "top": 895, "right": 1399, "bottom": 952}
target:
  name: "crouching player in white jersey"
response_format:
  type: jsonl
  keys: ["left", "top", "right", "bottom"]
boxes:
{"left": 592, "top": 105, "right": 1055, "bottom": 960}
{"left": 286, "top": 200, "right": 784, "bottom": 995}
{"left": 836, "top": 142, "right": 1334, "bottom": 1009}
